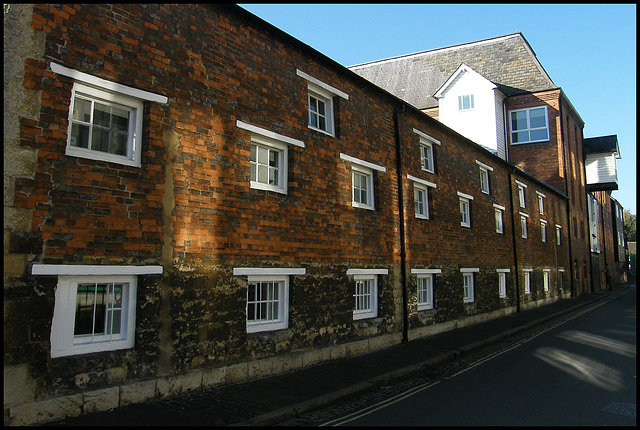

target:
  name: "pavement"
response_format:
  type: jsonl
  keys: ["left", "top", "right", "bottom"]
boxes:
{"left": 49, "top": 275, "right": 635, "bottom": 426}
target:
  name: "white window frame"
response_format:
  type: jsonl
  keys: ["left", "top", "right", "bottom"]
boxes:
{"left": 497, "top": 269, "right": 510, "bottom": 298}
{"left": 347, "top": 269, "right": 386, "bottom": 320}
{"left": 523, "top": 269, "right": 532, "bottom": 294}
{"left": 51, "top": 63, "right": 167, "bottom": 168}
{"left": 494, "top": 204, "right": 505, "bottom": 234}
{"left": 351, "top": 166, "right": 374, "bottom": 210}
{"left": 32, "top": 264, "right": 162, "bottom": 359}
{"left": 408, "top": 175, "right": 437, "bottom": 220}
{"left": 233, "top": 267, "right": 305, "bottom": 333}
{"left": 340, "top": 153, "right": 386, "bottom": 211}
{"left": 237, "top": 121, "right": 305, "bottom": 195}
{"left": 541, "top": 220, "right": 548, "bottom": 243}
{"left": 414, "top": 129, "right": 441, "bottom": 174}
{"left": 543, "top": 270, "right": 551, "bottom": 292}
{"left": 297, "top": 69, "right": 348, "bottom": 137}
{"left": 49, "top": 274, "right": 138, "bottom": 358}
{"left": 353, "top": 276, "right": 378, "bottom": 320}
{"left": 458, "top": 191, "right": 474, "bottom": 228}
{"left": 556, "top": 224, "right": 562, "bottom": 245}
{"left": 66, "top": 83, "right": 144, "bottom": 167}
{"left": 537, "top": 191, "right": 546, "bottom": 215}
{"left": 509, "top": 106, "right": 550, "bottom": 144}
{"left": 461, "top": 268, "right": 478, "bottom": 303}
{"left": 416, "top": 274, "right": 434, "bottom": 310}
{"left": 479, "top": 168, "right": 490, "bottom": 194}
{"left": 308, "top": 87, "right": 334, "bottom": 135}
{"left": 420, "top": 142, "right": 435, "bottom": 173}
{"left": 516, "top": 180, "right": 527, "bottom": 208}
{"left": 412, "top": 268, "right": 440, "bottom": 311}
{"left": 458, "top": 94, "right": 475, "bottom": 111}
{"left": 520, "top": 212, "right": 529, "bottom": 238}
{"left": 250, "top": 135, "right": 288, "bottom": 194}
{"left": 476, "top": 161, "right": 493, "bottom": 195}
{"left": 245, "top": 276, "right": 289, "bottom": 333}
{"left": 414, "top": 184, "right": 429, "bottom": 219}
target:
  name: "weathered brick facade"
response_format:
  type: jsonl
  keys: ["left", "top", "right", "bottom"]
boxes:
{"left": 1, "top": 4, "right": 612, "bottom": 425}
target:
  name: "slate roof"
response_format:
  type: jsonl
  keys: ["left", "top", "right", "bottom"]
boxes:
{"left": 348, "top": 33, "right": 557, "bottom": 110}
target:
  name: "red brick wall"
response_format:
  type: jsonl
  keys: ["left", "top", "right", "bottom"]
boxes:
{"left": 5, "top": 4, "right": 577, "bottom": 411}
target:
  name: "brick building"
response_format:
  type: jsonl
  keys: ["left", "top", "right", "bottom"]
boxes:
{"left": 2, "top": 4, "right": 619, "bottom": 425}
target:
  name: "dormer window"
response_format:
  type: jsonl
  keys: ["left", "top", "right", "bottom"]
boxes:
{"left": 458, "top": 94, "right": 474, "bottom": 111}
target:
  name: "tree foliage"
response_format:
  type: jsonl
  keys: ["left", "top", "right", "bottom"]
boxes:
{"left": 623, "top": 209, "right": 636, "bottom": 242}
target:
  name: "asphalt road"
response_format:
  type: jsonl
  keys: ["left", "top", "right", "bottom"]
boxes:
{"left": 286, "top": 287, "right": 637, "bottom": 426}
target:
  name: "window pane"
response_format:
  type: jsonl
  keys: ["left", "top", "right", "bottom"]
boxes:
{"left": 318, "top": 116, "right": 326, "bottom": 131}
{"left": 113, "top": 284, "right": 123, "bottom": 306}
{"left": 268, "top": 150, "right": 278, "bottom": 168}
{"left": 93, "top": 283, "right": 108, "bottom": 335}
{"left": 73, "top": 98, "right": 92, "bottom": 122}
{"left": 70, "top": 123, "right": 90, "bottom": 148}
{"left": 257, "top": 165, "right": 268, "bottom": 183}
{"left": 415, "top": 189, "right": 424, "bottom": 215}
{"left": 462, "top": 95, "right": 470, "bottom": 110}
{"left": 111, "top": 106, "right": 130, "bottom": 132}
{"left": 309, "top": 97, "right": 319, "bottom": 128}
{"left": 110, "top": 130, "right": 128, "bottom": 155}
{"left": 91, "top": 127, "right": 110, "bottom": 153}
{"left": 257, "top": 146, "right": 268, "bottom": 165}
{"left": 512, "top": 130, "right": 530, "bottom": 143}
{"left": 421, "top": 145, "right": 433, "bottom": 171}
{"left": 269, "top": 167, "right": 279, "bottom": 186}
{"left": 360, "top": 189, "right": 368, "bottom": 205}
{"left": 529, "top": 128, "right": 548, "bottom": 141}
{"left": 511, "top": 110, "right": 528, "bottom": 131}
{"left": 529, "top": 108, "right": 547, "bottom": 128}
{"left": 74, "top": 283, "right": 96, "bottom": 336}
{"left": 93, "top": 103, "right": 111, "bottom": 128}
{"left": 74, "top": 283, "right": 108, "bottom": 337}
{"left": 107, "top": 309, "right": 122, "bottom": 335}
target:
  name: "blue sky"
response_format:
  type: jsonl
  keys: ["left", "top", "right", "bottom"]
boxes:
{"left": 239, "top": 4, "right": 637, "bottom": 215}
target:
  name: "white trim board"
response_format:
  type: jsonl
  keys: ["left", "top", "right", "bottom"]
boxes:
{"left": 32, "top": 264, "right": 163, "bottom": 276}
{"left": 50, "top": 62, "right": 168, "bottom": 103}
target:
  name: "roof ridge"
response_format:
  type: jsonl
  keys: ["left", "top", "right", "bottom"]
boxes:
{"left": 349, "top": 32, "right": 525, "bottom": 69}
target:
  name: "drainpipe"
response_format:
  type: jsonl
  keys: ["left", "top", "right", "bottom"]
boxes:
{"left": 393, "top": 103, "right": 409, "bottom": 343}
{"left": 599, "top": 192, "right": 610, "bottom": 288}
{"left": 558, "top": 101, "right": 576, "bottom": 297}
{"left": 508, "top": 168, "right": 521, "bottom": 312}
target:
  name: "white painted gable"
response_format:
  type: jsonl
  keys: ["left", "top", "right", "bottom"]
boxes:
{"left": 434, "top": 64, "right": 506, "bottom": 158}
